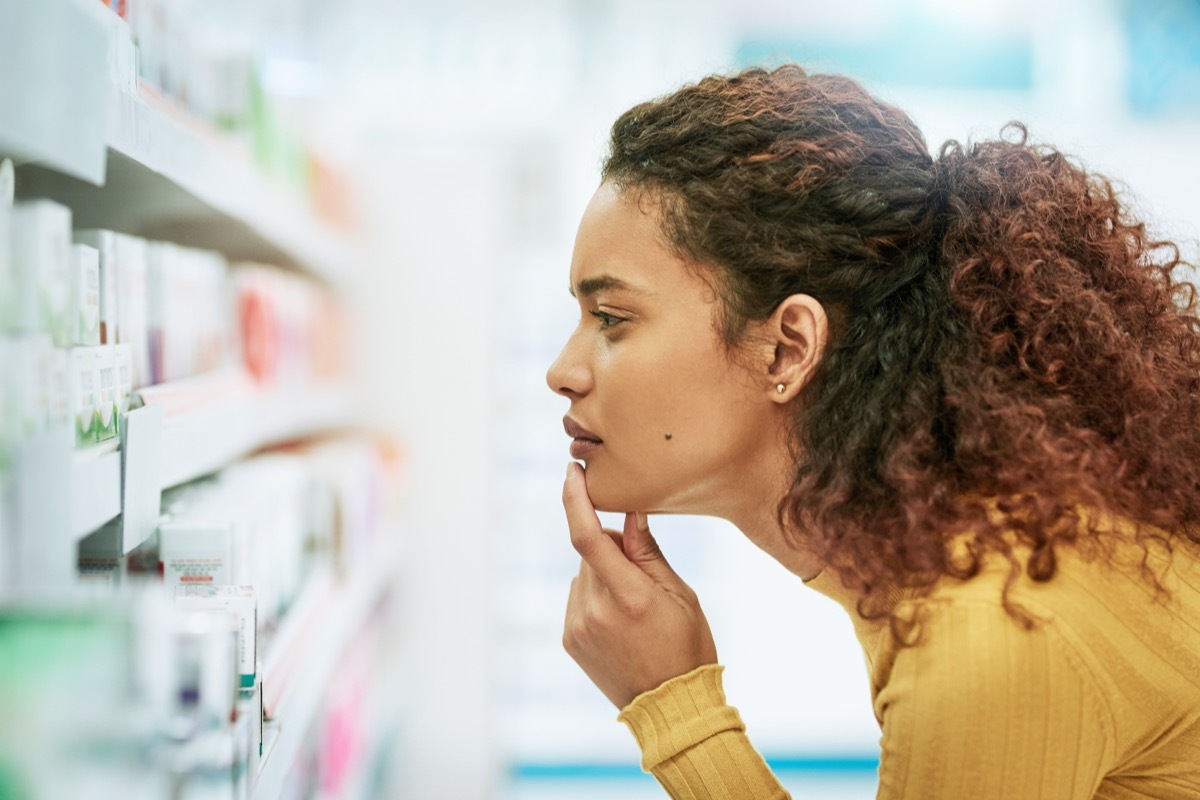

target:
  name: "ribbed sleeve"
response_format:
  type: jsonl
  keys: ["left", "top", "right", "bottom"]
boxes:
{"left": 618, "top": 664, "right": 790, "bottom": 799}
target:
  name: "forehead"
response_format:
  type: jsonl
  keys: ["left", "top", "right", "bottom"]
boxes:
{"left": 569, "top": 183, "right": 695, "bottom": 297}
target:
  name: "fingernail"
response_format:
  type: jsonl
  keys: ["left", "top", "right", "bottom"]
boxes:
{"left": 636, "top": 512, "right": 648, "bottom": 531}
{"left": 566, "top": 462, "right": 574, "bottom": 480}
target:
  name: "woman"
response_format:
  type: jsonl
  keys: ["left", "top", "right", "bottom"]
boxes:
{"left": 545, "top": 65, "right": 1200, "bottom": 799}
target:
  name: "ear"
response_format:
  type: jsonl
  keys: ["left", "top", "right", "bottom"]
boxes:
{"left": 763, "top": 294, "right": 828, "bottom": 402}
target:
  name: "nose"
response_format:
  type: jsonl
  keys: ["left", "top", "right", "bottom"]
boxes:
{"left": 546, "top": 330, "right": 592, "bottom": 399}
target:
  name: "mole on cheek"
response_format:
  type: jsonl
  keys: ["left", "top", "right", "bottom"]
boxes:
{"left": 664, "top": 433, "right": 672, "bottom": 441}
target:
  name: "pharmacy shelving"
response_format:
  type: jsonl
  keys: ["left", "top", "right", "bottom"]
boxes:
{"left": 15, "top": 81, "right": 354, "bottom": 288}
{"left": 3, "top": 4, "right": 401, "bottom": 796}
{"left": 64, "top": 374, "right": 354, "bottom": 544}
{"left": 70, "top": 442, "right": 122, "bottom": 539}
{"left": 143, "top": 376, "right": 355, "bottom": 491}
{"left": 253, "top": 535, "right": 404, "bottom": 800}
{"left": 5, "top": 1, "right": 354, "bottom": 287}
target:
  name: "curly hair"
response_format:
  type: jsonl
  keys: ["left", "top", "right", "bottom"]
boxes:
{"left": 601, "top": 64, "right": 1200, "bottom": 632}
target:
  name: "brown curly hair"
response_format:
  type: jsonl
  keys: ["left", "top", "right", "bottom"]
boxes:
{"left": 601, "top": 64, "right": 1200, "bottom": 631}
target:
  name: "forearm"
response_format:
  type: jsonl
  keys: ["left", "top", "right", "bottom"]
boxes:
{"left": 619, "top": 665, "right": 791, "bottom": 800}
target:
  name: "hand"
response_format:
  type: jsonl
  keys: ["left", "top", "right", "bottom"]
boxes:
{"left": 561, "top": 462, "right": 718, "bottom": 709}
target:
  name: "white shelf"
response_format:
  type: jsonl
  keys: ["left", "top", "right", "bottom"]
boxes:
{"left": 65, "top": 374, "right": 354, "bottom": 541}
{"left": 253, "top": 537, "right": 403, "bottom": 800}
{"left": 6, "top": 3, "right": 356, "bottom": 286}
{"left": 145, "top": 374, "right": 355, "bottom": 491}
{"left": 70, "top": 442, "right": 122, "bottom": 540}
{"left": 102, "top": 84, "right": 354, "bottom": 286}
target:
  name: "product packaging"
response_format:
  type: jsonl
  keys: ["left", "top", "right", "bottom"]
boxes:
{"left": 0, "top": 159, "right": 14, "bottom": 333}
{"left": 114, "top": 233, "right": 149, "bottom": 388}
{"left": 46, "top": 346, "right": 70, "bottom": 432}
{"left": 148, "top": 242, "right": 231, "bottom": 383}
{"left": 70, "top": 244, "right": 101, "bottom": 346}
{"left": 67, "top": 347, "right": 99, "bottom": 446}
{"left": 175, "top": 585, "right": 257, "bottom": 690}
{"left": 11, "top": 200, "right": 73, "bottom": 346}
{"left": 74, "top": 230, "right": 120, "bottom": 345}
{"left": 96, "top": 346, "right": 118, "bottom": 442}
{"left": 11, "top": 336, "right": 51, "bottom": 436}
{"left": 114, "top": 343, "right": 133, "bottom": 419}
{"left": 158, "top": 519, "right": 235, "bottom": 587}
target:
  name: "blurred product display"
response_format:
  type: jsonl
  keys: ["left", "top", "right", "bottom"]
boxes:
{"left": 0, "top": 2, "right": 403, "bottom": 798}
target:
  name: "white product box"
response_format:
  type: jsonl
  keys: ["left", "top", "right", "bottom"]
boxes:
{"left": 175, "top": 585, "right": 257, "bottom": 690}
{"left": 12, "top": 336, "right": 53, "bottom": 436}
{"left": 70, "top": 244, "right": 100, "bottom": 346}
{"left": 159, "top": 519, "right": 234, "bottom": 587}
{"left": 12, "top": 200, "right": 72, "bottom": 346}
{"left": 0, "top": 160, "right": 13, "bottom": 334}
{"left": 0, "top": 339, "right": 11, "bottom": 469}
{"left": 74, "top": 230, "right": 119, "bottom": 345}
{"left": 67, "top": 347, "right": 99, "bottom": 446}
{"left": 114, "top": 343, "right": 132, "bottom": 418}
{"left": 147, "top": 243, "right": 231, "bottom": 383}
{"left": 46, "top": 347, "right": 69, "bottom": 431}
{"left": 114, "top": 233, "right": 149, "bottom": 388}
{"left": 95, "top": 346, "right": 118, "bottom": 442}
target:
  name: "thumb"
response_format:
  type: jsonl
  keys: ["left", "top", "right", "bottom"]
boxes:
{"left": 622, "top": 512, "right": 681, "bottom": 586}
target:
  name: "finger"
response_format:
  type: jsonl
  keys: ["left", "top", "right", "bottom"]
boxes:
{"left": 563, "top": 462, "right": 654, "bottom": 601}
{"left": 622, "top": 512, "right": 682, "bottom": 586}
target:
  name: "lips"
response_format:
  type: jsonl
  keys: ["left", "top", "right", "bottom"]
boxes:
{"left": 563, "top": 416, "right": 602, "bottom": 443}
{"left": 564, "top": 415, "right": 603, "bottom": 459}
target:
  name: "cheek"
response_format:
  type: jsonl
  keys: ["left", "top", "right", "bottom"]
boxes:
{"left": 585, "top": 363, "right": 751, "bottom": 513}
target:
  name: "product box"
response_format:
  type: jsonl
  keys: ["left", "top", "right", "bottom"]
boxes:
{"left": 46, "top": 347, "right": 70, "bottom": 432}
{"left": 175, "top": 585, "right": 257, "bottom": 690}
{"left": 158, "top": 518, "right": 235, "bottom": 587}
{"left": 12, "top": 336, "right": 53, "bottom": 436}
{"left": 11, "top": 200, "right": 72, "bottom": 346}
{"left": 67, "top": 347, "right": 99, "bottom": 446}
{"left": 114, "top": 233, "right": 149, "bottom": 388}
{"left": 114, "top": 343, "right": 132, "bottom": 419}
{"left": 74, "top": 230, "right": 120, "bottom": 345}
{"left": 95, "top": 346, "right": 118, "bottom": 442}
{"left": 0, "top": 160, "right": 14, "bottom": 334}
{"left": 70, "top": 244, "right": 100, "bottom": 346}
{"left": 148, "top": 243, "right": 231, "bottom": 383}
{"left": 0, "top": 340, "right": 11, "bottom": 475}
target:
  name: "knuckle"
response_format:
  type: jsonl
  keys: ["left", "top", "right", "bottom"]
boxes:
{"left": 582, "top": 603, "right": 606, "bottom": 631}
{"left": 569, "top": 529, "right": 594, "bottom": 557}
{"left": 618, "top": 593, "right": 652, "bottom": 620}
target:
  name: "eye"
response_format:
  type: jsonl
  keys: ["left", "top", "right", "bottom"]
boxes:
{"left": 589, "top": 309, "right": 625, "bottom": 330}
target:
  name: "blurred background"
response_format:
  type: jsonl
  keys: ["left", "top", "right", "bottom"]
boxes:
{"left": 1, "top": 0, "right": 1197, "bottom": 798}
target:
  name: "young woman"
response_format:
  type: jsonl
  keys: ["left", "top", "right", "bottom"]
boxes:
{"left": 546, "top": 65, "right": 1200, "bottom": 799}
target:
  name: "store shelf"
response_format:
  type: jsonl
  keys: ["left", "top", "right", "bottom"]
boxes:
{"left": 6, "top": 2, "right": 356, "bottom": 286}
{"left": 63, "top": 374, "right": 354, "bottom": 543}
{"left": 101, "top": 84, "right": 354, "bottom": 285}
{"left": 70, "top": 442, "right": 122, "bottom": 540}
{"left": 143, "top": 373, "right": 355, "bottom": 491}
{"left": 253, "top": 537, "right": 404, "bottom": 800}
{"left": 14, "top": 81, "right": 354, "bottom": 286}
{"left": 0, "top": 0, "right": 109, "bottom": 185}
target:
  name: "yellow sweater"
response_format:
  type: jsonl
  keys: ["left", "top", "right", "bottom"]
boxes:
{"left": 618, "top": 527, "right": 1200, "bottom": 799}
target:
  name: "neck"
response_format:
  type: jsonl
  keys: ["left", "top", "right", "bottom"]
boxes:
{"left": 718, "top": 425, "right": 823, "bottom": 581}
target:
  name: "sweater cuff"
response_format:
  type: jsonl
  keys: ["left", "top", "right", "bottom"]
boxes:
{"left": 617, "top": 664, "right": 746, "bottom": 771}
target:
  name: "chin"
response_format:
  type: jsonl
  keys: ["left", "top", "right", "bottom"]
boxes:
{"left": 581, "top": 463, "right": 658, "bottom": 514}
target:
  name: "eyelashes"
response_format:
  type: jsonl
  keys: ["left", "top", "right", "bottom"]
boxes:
{"left": 589, "top": 309, "right": 626, "bottom": 330}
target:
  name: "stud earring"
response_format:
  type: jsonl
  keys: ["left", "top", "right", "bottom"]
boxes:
{"left": 776, "top": 383, "right": 786, "bottom": 394}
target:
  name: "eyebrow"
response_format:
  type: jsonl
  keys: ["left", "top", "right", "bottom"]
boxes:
{"left": 568, "top": 275, "right": 647, "bottom": 299}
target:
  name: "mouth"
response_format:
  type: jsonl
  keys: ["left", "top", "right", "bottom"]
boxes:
{"left": 563, "top": 415, "right": 603, "bottom": 459}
